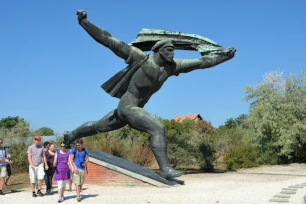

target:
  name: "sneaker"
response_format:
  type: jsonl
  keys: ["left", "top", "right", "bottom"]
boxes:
{"left": 0, "top": 191, "right": 5, "bottom": 195}
{"left": 57, "top": 197, "right": 62, "bottom": 203}
{"left": 37, "top": 190, "right": 44, "bottom": 197}
{"left": 77, "top": 197, "right": 82, "bottom": 202}
{"left": 32, "top": 192, "right": 37, "bottom": 197}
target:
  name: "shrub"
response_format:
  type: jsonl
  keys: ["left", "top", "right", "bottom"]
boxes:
{"left": 99, "top": 137, "right": 128, "bottom": 159}
{"left": 84, "top": 134, "right": 128, "bottom": 159}
{"left": 9, "top": 140, "right": 32, "bottom": 173}
{"left": 131, "top": 144, "right": 154, "bottom": 167}
{"left": 196, "top": 141, "right": 216, "bottom": 171}
{"left": 224, "top": 144, "right": 258, "bottom": 169}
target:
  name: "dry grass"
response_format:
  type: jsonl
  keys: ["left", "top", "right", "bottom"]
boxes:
{"left": 3, "top": 172, "right": 29, "bottom": 194}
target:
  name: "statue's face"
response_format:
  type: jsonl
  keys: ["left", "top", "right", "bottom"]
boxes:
{"left": 160, "top": 46, "right": 174, "bottom": 63}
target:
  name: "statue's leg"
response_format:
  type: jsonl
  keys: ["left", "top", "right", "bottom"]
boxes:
{"left": 64, "top": 109, "right": 127, "bottom": 146}
{"left": 117, "top": 104, "right": 183, "bottom": 178}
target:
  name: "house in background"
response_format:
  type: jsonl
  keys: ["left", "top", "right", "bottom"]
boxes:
{"left": 173, "top": 113, "right": 203, "bottom": 123}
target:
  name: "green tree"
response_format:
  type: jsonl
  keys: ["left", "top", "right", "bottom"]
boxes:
{"left": 0, "top": 116, "right": 30, "bottom": 138}
{"left": 212, "top": 125, "right": 251, "bottom": 160}
{"left": 163, "top": 119, "right": 195, "bottom": 167}
{"left": 244, "top": 70, "right": 306, "bottom": 163}
{"left": 34, "top": 127, "right": 55, "bottom": 136}
{"left": 0, "top": 118, "right": 32, "bottom": 173}
{"left": 0, "top": 116, "right": 27, "bottom": 130}
{"left": 224, "top": 114, "right": 248, "bottom": 129}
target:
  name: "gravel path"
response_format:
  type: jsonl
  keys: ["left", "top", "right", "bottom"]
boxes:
{"left": 2, "top": 164, "right": 306, "bottom": 204}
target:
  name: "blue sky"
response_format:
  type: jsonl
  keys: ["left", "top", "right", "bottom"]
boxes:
{"left": 1, "top": 0, "right": 305, "bottom": 135}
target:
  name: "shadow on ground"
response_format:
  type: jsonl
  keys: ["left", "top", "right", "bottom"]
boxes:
{"left": 63, "top": 194, "right": 99, "bottom": 200}
{"left": 7, "top": 189, "right": 25, "bottom": 194}
{"left": 183, "top": 168, "right": 236, "bottom": 175}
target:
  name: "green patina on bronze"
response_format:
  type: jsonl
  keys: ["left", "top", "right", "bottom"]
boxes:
{"left": 129, "top": 28, "right": 229, "bottom": 56}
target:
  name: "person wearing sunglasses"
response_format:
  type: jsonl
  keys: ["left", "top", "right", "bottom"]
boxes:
{"left": 27, "top": 135, "right": 45, "bottom": 197}
{"left": 69, "top": 139, "right": 88, "bottom": 202}
{"left": 53, "top": 142, "right": 70, "bottom": 203}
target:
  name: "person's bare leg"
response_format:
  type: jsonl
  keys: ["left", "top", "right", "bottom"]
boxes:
{"left": 5, "top": 175, "right": 10, "bottom": 185}
{"left": 37, "top": 179, "right": 43, "bottom": 190}
{"left": 30, "top": 183, "right": 35, "bottom": 192}
{"left": 76, "top": 185, "right": 81, "bottom": 198}
{"left": 0, "top": 177, "right": 5, "bottom": 192}
{"left": 68, "top": 179, "right": 72, "bottom": 191}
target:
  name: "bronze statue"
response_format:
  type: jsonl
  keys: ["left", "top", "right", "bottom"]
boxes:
{"left": 64, "top": 10, "right": 236, "bottom": 178}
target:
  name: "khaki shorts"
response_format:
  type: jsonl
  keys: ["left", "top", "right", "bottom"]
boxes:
{"left": 73, "top": 168, "right": 85, "bottom": 185}
{"left": 29, "top": 163, "right": 45, "bottom": 183}
{"left": 0, "top": 166, "right": 7, "bottom": 177}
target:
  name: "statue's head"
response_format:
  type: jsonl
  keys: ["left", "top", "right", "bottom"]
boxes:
{"left": 152, "top": 40, "right": 174, "bottom": 63}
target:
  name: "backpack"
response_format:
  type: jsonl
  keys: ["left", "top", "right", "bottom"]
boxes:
{"left": 73, "top": 147, "right": 87, "bottom": 160}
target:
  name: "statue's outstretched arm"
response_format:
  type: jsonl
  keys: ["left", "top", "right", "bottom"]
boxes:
{"left": 77, "top": 10, "right": 143, "bottom": 62}
{"left": 174, "top": 48, "right": 236, "bottom": 74}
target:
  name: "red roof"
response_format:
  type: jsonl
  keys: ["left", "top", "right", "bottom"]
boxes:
{"left": 173, "top": 113, "right": 202, "bottom": 122}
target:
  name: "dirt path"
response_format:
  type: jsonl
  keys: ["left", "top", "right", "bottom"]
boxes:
{"left": 2, "top": 164, "right": 306, "bottom": 204}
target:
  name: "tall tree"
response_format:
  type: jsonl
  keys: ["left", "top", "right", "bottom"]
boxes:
{"left": 0, "top": 116, "right": 27, "bottom": 130}
{"left": 244, "top": 71, "right": 306, "bottom": 163}
{"left": 0, "top": 116, "right": 30, "bottom": 137}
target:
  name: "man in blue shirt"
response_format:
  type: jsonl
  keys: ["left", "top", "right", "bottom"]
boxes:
{"left": 69, "top": 139, "right": 88, "bottom": 202}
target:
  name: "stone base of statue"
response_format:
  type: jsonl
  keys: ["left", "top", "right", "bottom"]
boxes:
{"left": 85, "top": 149, "right": 185, "bottom": 187}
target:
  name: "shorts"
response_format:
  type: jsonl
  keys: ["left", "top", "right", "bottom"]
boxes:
{"left": 0, "top": 166, "right": 7, "bottom": 177}
{"left": 73, "top": 168, "right": 85, "bottom": 186}
{"left": 29, "top": 163, "right": 45, "bottom": 183}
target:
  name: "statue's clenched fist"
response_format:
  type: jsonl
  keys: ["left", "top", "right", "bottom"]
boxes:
{"left": 226, "top": 47, "right": 236, "bottom": 59}
{"left": 77, "top": 10, "right": 87, "bottom": 22}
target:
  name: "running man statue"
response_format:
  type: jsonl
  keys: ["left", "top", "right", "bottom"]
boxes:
{"left": 64, "top": 10, "right": 236, "bottom": 178}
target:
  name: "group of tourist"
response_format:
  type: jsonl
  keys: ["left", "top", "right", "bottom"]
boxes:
{"left": 0, "top": 136, "right": 89, "bottom": 203}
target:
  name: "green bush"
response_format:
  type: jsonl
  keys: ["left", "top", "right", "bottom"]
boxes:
{"left": 8, "top": 140, "right": 32, "bottom": 173}
{"left": 196, "top": 141, "right": 216, "bottom": 171}
{"left": 224, "top": 144, "right": 258, "bottom": 169}
{"left": 257, "top": 149, "right": 279, "bottom": 165}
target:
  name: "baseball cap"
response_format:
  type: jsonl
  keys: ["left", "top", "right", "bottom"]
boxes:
{"left": 34, "top": 135, "right": 42, "bottom": 140}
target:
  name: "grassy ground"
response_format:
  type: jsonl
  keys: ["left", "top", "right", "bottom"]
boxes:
{"left": 3, "top": 172, "right": 29, "bottom": 194}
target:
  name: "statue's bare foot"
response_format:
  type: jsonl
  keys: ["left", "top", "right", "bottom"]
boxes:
{"left": 63, "top": 131, "right": 75, "bottom": 149}
{"left": 160, "top": 166, "right": 184, "bottom": 178}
